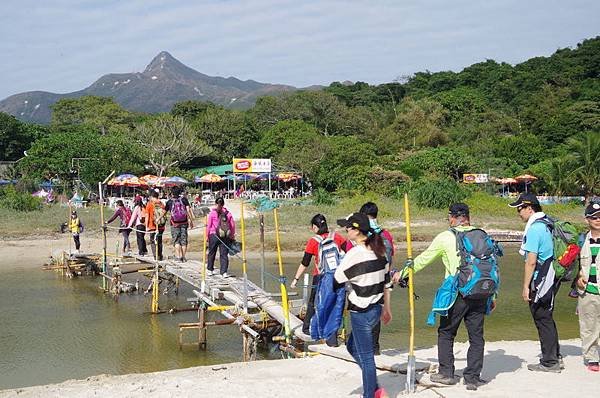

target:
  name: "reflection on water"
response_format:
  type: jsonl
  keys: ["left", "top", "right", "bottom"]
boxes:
{"left": 0, "top": 252, "right": 579, "bottom": 389}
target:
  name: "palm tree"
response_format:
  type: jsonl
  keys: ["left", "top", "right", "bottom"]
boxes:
{"left": 569, "top": 131, "right": 600, "bottom": 199}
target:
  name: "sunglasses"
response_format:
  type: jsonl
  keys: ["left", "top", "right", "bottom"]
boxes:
{"left": 516, "top": 206, "right": 527, "bottom": 213}
{"left": 587, "top": 216, "right": 600, "bottom": 220}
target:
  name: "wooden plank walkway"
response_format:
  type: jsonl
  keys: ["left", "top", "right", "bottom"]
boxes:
{"left": 133, "top": 255, "right": 311, "bottom": 342}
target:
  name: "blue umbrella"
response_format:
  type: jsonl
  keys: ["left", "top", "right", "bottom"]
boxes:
{"left": 164, "top": 176, "right": 189, "bottom": 186}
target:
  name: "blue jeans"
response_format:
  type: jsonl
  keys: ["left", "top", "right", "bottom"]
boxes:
{"left": 347, "top": 305, "right": 381, "bottom": 398}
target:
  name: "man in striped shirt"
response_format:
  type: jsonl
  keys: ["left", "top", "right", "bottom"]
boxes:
{"left": 576, "top": 202, "right": 600, "bottom": 372}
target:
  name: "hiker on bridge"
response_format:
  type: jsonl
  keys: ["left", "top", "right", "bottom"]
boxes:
{"left": 206, "top": 197, "right": 235, "bottom": 277}
{"left": 165, "top": 187, "right": 194, "bottom": 262}
{"left": 105, "top": 199, "right": 132, "bottom": 255}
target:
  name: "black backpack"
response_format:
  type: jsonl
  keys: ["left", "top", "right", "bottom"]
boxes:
{"left": 451, "top": 228, "right": 502, "bottom": 299}
{"left": 216, "top": 210, "right": 230, "bottom": 239}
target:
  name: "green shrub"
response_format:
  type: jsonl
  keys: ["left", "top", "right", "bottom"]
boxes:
{"left": 410, "top": 178, "right": 470, "bottom": 208}
{"left": 311, "top": 188, "right": 337, "bottom": 206}
{"left": 0, "top": 186, "right": 43, "bottom": 212}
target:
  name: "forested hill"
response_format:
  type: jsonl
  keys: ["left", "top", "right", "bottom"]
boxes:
{"left": 1, "top": 36, "right": 599, "bottom": 202}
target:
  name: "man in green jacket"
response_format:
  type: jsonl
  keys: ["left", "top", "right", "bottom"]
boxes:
{"left": 393, "top": 203, "right": 489, "bottom": 391}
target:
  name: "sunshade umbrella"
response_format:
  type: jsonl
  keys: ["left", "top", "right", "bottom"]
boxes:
{"left": 122, "top": 176, "right": 142, "bottom": 187}
{"left": 277, "top": 173, "right": 301, "bottom": 182}
{"left": 164, "top": 176, "right": 189, "bottom": 187}
{"left": 515, "top": 174, "right": 538, "bottom": 193}
{"left": 139, "top": 174, "right": 159, "bottom": 186}
{"left": 107, "top": 177, "right": 123, "bottom": 186}
{"left": 198, "top": 174, "right": 223, "bottom": 183}
{"left": 114, "top": 173, "right": 136, "bottom": 182}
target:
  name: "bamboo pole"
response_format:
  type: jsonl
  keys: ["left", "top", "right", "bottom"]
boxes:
{"left": 404, "top": 193, "right": 416, "bottom": 393}
{"left": 259, "top": 214, "right": 265, "bottom": 290}
{"left": 241, "top": 200, "right": 248, "bottom": 313}
{"left": 273, "top": 208, "right": 292, "bottom": 345}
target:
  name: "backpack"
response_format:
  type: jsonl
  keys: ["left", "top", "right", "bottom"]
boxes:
{"left": 153, "top": 203, "right": 167, "bottom": 228}
{"left": 170, "top": 198, "right": 188, "bottom": 224}
{"left": 122, "top": 207, "right": 132, "bottom": 227}
{"left": 314, "top": 232, "right": 342, "bottom": 274}
{"left": 451, "top": 228, "right": 502, "bottom": 299}
{"left": 534, "top": 217, "right": 581, "bottom": 281}
{"left": 216, "top": 210, "right": 230, "bottom": 239}
{"left": 379, "top": 230, "right": 394, "bottom": 267}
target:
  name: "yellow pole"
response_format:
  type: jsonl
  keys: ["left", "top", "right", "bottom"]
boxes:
{"left": 201, "top": 215, "right": 208, "bottom": 293}
{"left": 241, "top": 200, "right": 249, "bottom": 313}
{"left": 404, "top": 193, "right": 416, "bottom": 393}
{"left": 99, "top": 182, "right": 108, "bottom": 291}
{"left": 273, "top": 208, "right": 292, "bottom": 344}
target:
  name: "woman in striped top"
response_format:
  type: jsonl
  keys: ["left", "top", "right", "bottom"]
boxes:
{"left": 335, "top": 212, "right": 392, "bottom": 398}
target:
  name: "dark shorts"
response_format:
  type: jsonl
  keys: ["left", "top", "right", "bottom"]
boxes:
{"left": 171, "top": 224, "right": 188, "bottom": 246}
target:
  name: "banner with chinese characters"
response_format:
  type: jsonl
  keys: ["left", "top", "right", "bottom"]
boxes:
{"left": 463, "top": 173, "right": 489, "bottom": 184}
{"left": 232, "top": 158, "right": 272, "bottom": 173}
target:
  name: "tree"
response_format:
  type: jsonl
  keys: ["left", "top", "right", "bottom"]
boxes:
{"left": 18, "top": 129, "right": 146, "bottom": 187}
{"left": 0, "top": 113, "right": 45, "bottom": 160}
{"left": 51, "top": 96, "right": 136, "bottom": 135}
{"left": 133, "top": 114, "right": 212, "bottom": 177}
{"left": 568, "top": 131, "right": 600, "bottom": 198}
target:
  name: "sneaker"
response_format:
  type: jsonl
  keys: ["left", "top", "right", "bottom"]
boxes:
{"left": 553, "top": 354, "right": 566, "bottom": 370}
{"left": 568, "top": 288, "right": 579, "bottom": 298}
{"left": 464, "top": 377, "right": 488, "bottom": 391}
{"left": 587, "top": 362, "right": 599, "bottom": 372}
{"left": 430, "top": 373, "right": 459, "bottom": 385}
{"left": 374, "top": 388, "right": 389, "bottom": 398}
{"left": 221, "top": 272, "right": 229, "bottom": 278}
{"left": 206, "top": 270, "right": 214, "bottom": 276}
{"left": 527, "top": 363, "right": 561, "bottom": 373}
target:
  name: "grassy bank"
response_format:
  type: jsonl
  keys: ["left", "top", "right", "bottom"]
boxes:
{"left": 0, "top": 192, "right": 587, "bottom": 250}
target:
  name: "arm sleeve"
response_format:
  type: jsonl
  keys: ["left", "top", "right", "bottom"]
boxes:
{"left": 334, "top": 252, "right": 352, "bottom": 284}
{"left": 301, "top": 252, "right": 313, "bottom": 267}
{"left": 227, "top": 212, "right": 236, "bottom": 236}
{"left": 402, "top": 232, "right": 446, "bottom": 277}
{"left": 106, "top": 209, "right": 120, "bottom": 224}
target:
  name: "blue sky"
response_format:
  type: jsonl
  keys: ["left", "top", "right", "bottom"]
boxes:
{"left": 0, "top": 0, "right": 598, "bottom": 99}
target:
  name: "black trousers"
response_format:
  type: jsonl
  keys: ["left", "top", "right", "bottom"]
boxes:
{"left": 207, "top": 234, "right": 230, "bottom": 274}
{"left": 149, "top": 230, "right": 163, "bottom": 260}
{"left": 438, "top": 295, "right": 487, "bottom": 381}
{"left": 529, "top": 284, "right": 561, "bottom": 367}
{"left": 73, "top": 234, "right": 81, "bottom": 250}
{"left": 135, "top": 224, "right": 147, "bottom": 255}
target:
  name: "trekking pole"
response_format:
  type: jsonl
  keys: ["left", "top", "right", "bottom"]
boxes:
{"left": 273, "top": 208, "right": 292, "bottom": 346}
{"left": 404, "top": 193, "right": 416, "bottom": 393}
{"left": 201, "top": 215, "right": 208, "bottom": 294}
{"left": 241, "top": 200, "right": 249, "bottom": 314}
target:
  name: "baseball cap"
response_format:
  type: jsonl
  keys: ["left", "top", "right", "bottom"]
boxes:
{"left": 508, "top": 193, "right": 540, "bottom": 208}
{"left": 337, "top": 212, "right": 371, "bottom": 233}
{"left": 585, "top": 201, "right": 600, "bottom": 217}
{"left": 449, "top": 203, "right": 470, "bottom": 217}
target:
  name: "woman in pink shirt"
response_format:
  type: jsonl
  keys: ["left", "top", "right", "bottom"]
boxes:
{"left": 206, "top": 197, "right": 236, "bottom": 277}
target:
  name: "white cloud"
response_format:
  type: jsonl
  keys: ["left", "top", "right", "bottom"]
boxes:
{"left": 0, "top": 0, "right": 599, "bottom": 99}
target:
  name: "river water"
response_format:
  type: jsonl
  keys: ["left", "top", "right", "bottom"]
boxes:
{"left": 0, "top": 252, "right": 579, "bottom": 389}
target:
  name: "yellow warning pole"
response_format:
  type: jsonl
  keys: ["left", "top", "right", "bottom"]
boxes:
{"left": 273, "top": 208, "right": 292, "bottom": 344}
{"left": 241, "top": 201, "right": 249, "bottom": 313}
{"left": 404, "top": 193, "right": 416, "bottom": 393}
{"left": 201, "top": 214, "right": 208, "bottom": 293}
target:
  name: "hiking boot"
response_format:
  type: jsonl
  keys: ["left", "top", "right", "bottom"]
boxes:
{"left": 587, "top": 362, "right": 599, "bottom": 372}
{"left": 464, "top": 377, "right": 488, "bottom": 391}
{"left": 430, "top": 373, "right": 459, "bottom": 385}
{"left": 527, "top": 363, "right": 561, "bottom": 373}
{"left": 374, "top": 388, "right": 389, "bottom": 398}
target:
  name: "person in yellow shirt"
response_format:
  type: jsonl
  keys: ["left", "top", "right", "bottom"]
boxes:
{"left": 69, "top": 210, "right": 84, "bottom": 253}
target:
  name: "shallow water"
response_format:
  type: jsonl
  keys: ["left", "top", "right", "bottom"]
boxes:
{"left": 0, "top": 252, "right": 580, "bottom": 389}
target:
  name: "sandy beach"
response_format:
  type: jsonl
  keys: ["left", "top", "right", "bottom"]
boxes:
{"left": 0, "top": 338, "right": 593, "bottom": 398}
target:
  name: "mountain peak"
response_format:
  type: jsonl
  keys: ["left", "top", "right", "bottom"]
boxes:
{"left": 144, "top": 51, "right": 181, "bottom": 73}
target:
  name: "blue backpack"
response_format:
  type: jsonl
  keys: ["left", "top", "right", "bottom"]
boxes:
{"left": 310, "top": 233, "right": 345, "bottom": 341}
{"left": 451, "top": 228, "right": 502, "bottom": 299}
